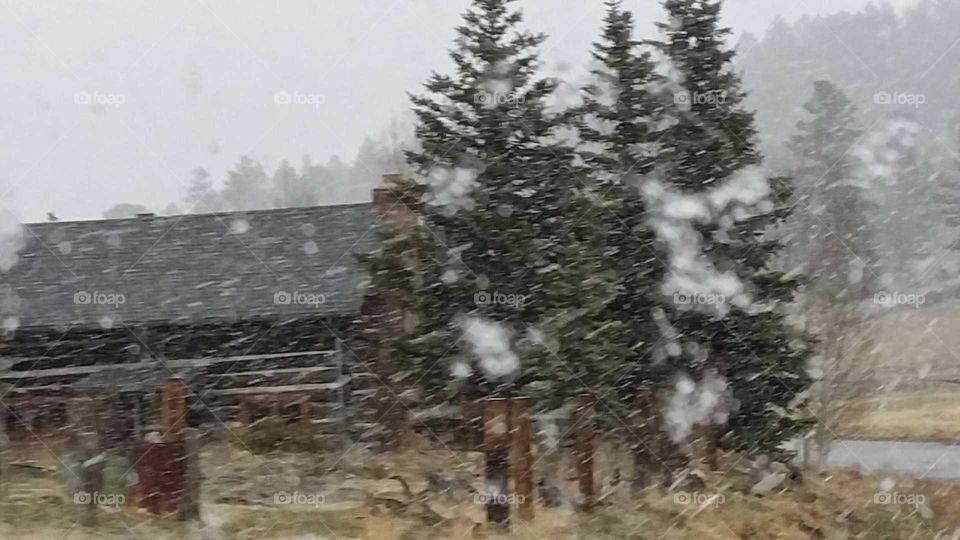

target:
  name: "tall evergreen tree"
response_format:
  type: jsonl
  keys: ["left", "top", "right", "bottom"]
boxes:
{"left": 788, "top": 80, "right": 876, "bottom": 302}
{"left": 222, "top": 155, "right": 271, "bottom": 211}
{"left": 365, "top": 0, "right": 624, "bottom": 419}
{"left": 183, "top": 167, "right": 224, "bottom": 213}
{"left": 860, "top": 116, "right": 942, "bottom": 284}
{"left": 656, "top": 0, "right": 760, "bottom": 192}
{"left": 940, "top": 129, "right": 960, "bottom": 251}
{"left": 572, "top": 0, "right": 675, "bottom": 482}
{"left": 298, "top": 155, "right": 332, "bottom": 206}
{"left": 577, "top": 1, "right": 669, "bottom": 184}
{"left": 787, "top": 81, "right": 876, "bottom": 453}
{"left": 272, "top": 159, "right": 301, "bottom": 208}
{"left": 654, "top": 0, "right": 812, "bottom": 457}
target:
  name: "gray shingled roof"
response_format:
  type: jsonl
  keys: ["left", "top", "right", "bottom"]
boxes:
{"left": 0, "top": 204, "right": 381, "bottom": 329}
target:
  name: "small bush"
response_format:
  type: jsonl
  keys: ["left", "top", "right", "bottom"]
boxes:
{"left": 231, "top": 416, "right": 329, "bottom": 454}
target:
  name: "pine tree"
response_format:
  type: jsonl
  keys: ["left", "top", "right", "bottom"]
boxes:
{"left": 222, "top": 155, "right": 271, "bottom": 211}
{"left": 297, "top": 156, "right": 328, "bottom": 205}
{"left": 941, "top": 129, "right": 960, "bottom": 251}
{"left": 656, "top": 0, "right": 760, "bottom": 192}
{"left": 860, "top": 116, "right": 941, "bottom": 283}
{"left": 788, "top": 80, "right": 876, "bottom": 301}
{"left": 787, "top": 80, "right": 876, "bottom": 461}
{"left": 272, "top": 160, "right": 301, "bottom": 208}
{"left": 350, "top": 137, "right": 402, "bottom": 202}
{"left": 577, "top": 1, "right": 669, "bottom": 184}
{"left": 365, "top": 0, "right": 623, "bottom": 420}
{"left": 322, "top": 155, "right": 351, "bottom": 203}
{"left": 654, "top": 0, "right": 813, "bottom": 458}
{"left": 572, "top": 0, "right": 676, "bottom": 483}
{"left": 184, "top": 167, "right": 224, "bottom": 213}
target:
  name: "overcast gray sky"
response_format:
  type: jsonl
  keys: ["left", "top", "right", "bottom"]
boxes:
{"left": 0, "top": 0, "right": 921, "bottom": 222}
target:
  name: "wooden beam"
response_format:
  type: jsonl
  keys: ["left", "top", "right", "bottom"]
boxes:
{"left": 205, "top": 382, "right": 345, "bottom": 396}
{"left": 0, "top": 350, "right": 336, "bottom": 379}
{"left": 202, "top": 366, "right": 336, "bottom": 378}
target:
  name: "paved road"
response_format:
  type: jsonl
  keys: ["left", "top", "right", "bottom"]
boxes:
{"left": 827, "top": 439, "right": 960, "bottom": 481}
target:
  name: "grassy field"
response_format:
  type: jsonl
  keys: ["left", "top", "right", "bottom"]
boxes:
{"left": 835, "top": 392, "right": 960, "bottom": 440}
{"left": 0, "top": 438, "right": 958, "bottom": 539}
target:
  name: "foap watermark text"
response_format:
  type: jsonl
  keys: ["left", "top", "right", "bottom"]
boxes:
{"left": 274, "top": 91, "right": 326, "bottom": 108}
{"left": 675, "top": 89, "right": 727, "bottom": 107}
{"left": 673, "top": 491, "right": 725, "bottom": 507}
{"left": 475, "top": 90, "right": 525, "bottom": 108}
{"left": 474, "top": 492, "right": 526, "bottom": 506}
{"left": 874, "top": 290, "right": 925, "bottom": 308}
{"left": 74, "top": 91, "right": 126, "bottom": 108}
{"left": 274, "top": 491, "right": 326, "bottom": 507}
{"left": 74, "top": 290, "right": 125, "bottom": 307}
{"left": 673, "top": 291, "right": 726, "bottom": 307}
{"left": 274, "top": 290, "right": 326, "bottom": 307}
{"left": 474, "top": 290, "right": 527, "bottom": 308}
{"left": 874, "top": 91, "right": 925, "bottom": 108}
{"left": 874, "top": 491, "right": 925, "bottom": 506}
{"left": 74, "top": 491, "right": 124, "bottom": 507}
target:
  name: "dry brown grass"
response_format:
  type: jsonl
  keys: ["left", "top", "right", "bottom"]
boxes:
{"left": 2, "top": 442, "right": 960, "bottom": 539}
{"left": 836, "top": 392, "right": 960, "bottom": 440}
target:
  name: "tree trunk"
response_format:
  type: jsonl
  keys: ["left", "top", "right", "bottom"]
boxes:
{"left": 631, "top": 389, "right": 661, "bottom": 492}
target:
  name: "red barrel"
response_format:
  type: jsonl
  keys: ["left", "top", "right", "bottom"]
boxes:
{"left": 134, "top": 442, "right": 185, "bottom": 515}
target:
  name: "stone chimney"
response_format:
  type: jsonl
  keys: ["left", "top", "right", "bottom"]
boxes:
{"left": 372, "top": 173, "right": 403, "bottom": 216}
{"left": 372, "top": 173, "right": 419, "bottom": 232}
{"left": 367, "top": 173, "right": 422, "bottom": 333}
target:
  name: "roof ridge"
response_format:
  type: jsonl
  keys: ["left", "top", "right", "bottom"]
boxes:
{"left": 26, "top": 202, "right": 373, "bottom": 227}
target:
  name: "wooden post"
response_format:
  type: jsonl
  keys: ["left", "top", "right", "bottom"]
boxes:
{"left": 482, "top": 398, "right": 511, "bottom": 526}
{"left": 133, "top": 395, "right": 143, "bottom": 441}
{"left": 162, "top": 378, "right": 187, "bottom": 443}
{"left": 574, "top": 394, "right": 595, "bottom": 508}
{"left": 299, "top": 398, "right": 311, "bottom": 428}
{"left": 0, "top": 401, "right": 7, "bottom": 500}
{"left": 510, "top": 397, "right": 534, "bottom": 521}
{"left": 178, "top": 428, "right": 201, "bottom": 521}
{"left": 334, "top": 338, "right": 349, "bottom": 448}
{"left": 239, "top": 398, "right": 252, "bottom": 425}
{"left": 69, "top": 398, "right": 102, "bottom": 527}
